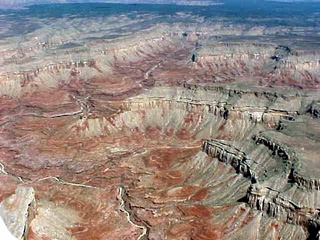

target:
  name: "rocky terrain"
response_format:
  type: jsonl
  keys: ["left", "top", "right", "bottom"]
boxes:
{"left": 0, "top": 2, "right": 319, "bottom": 240}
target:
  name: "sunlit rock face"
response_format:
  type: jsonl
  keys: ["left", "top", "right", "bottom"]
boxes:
{"left": 0, "top": 2, "right": 319, "bottom": 240}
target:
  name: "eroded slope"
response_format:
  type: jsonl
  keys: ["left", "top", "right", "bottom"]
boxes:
{"left": 0, "top": 4, "right": 320, "bottom": 240}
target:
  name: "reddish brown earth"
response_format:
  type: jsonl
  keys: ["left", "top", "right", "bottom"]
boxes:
{"left": 0, "top": 45, "right": 214, "bottom": 239}
{"left": 0, "top": 18, "right": 319, "bottom": 240}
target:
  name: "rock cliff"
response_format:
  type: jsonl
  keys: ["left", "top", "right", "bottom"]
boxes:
{"left": 0, "top": 3, "right": 319, "bottom": 240}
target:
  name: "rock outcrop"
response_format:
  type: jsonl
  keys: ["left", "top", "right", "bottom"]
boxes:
{"left": 0, "top": 186, "right": 34, "bottom": 239}
{"left": 0, "top": 3, "right": 319, "bottom": 240}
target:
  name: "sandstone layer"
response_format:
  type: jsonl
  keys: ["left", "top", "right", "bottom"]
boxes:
{"left": 0, "top": 2, "right": 319, "bottom": 240}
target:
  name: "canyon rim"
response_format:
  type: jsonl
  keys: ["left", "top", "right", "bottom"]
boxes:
{"left": 0, "top": 1, "right": 319, "bottom": 239}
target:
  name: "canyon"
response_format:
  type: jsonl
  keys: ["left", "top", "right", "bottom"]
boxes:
{"left": 0, "top": 2, "right": 319, "bottom": 240}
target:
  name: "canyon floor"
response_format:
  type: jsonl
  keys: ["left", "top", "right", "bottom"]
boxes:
{"left": 0, "top": 2, "right": 319, "bottom": 240}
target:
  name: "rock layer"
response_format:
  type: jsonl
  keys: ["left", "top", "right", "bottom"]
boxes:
{"left": 0, "top": 3, "right": 319, "bottom": 240}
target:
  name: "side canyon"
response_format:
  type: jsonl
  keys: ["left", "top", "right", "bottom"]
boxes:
{"left": 0, "top": 2, "right": 319, "bottom": 240}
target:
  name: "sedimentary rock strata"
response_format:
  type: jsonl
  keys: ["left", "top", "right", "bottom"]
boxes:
{"left": 0, "top": 2, "right": 319, "bottom": 240}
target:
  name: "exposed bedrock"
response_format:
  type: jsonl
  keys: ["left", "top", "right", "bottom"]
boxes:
{"left": 202, "top": 128, "right": 320, "bottom": 239}
{"left": 1, "top": 23, "right": 319, "bottom": 100}
{"left": 290, "top": 171, "right": 320, "bottom": 191}
{"left": 202, "top": 140, "right": 255, "bottom": 180}
{"left": 0, "top": 18, "right": 319, "bottom": 239}
{"left": 0, "top": 83, "right": 319, "bottom": 239}
{"left": 254, "top": 133, "right": 320, "bottom": 191}
{"left": 192, "top": 42, "right": 320, "bottom": 88}
{"left": 306, "top": 101, "right": 320, "bottom": 118}
{"left": 0, "top": 32, "right": 181, "bottom": 97}
{"left": 123, "top": 85, "right": 318, "bottom": 128}
{"left": 0, "top": 185, "right": 35, "bottom": 240}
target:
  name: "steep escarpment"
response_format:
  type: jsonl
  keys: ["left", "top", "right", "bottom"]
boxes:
{"left": 0, "top": 4, "right": 320, "bottom": 239}
{"left": 202, "top": 107, "right": 320, "bottom": 239}
{"left": 192, "top": 42, "right": 320, "bottom": 89}
{"left": 0, "top": 26, "right": 185, "bottom": 97}
{"left": 2, "top": 82, "right": 319, "bottom": 239}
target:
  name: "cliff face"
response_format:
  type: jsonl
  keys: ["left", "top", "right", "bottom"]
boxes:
{"left": 1, "top": 83, "right": 318, "bottom": 239}
{"left": 193, "top": 43, "right": 320, "bottom": 88}
{"left": 0, "top": 3, "right": 319, "bottom": 240}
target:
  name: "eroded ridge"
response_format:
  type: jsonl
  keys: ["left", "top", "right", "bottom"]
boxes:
{"left": 1, "top": 84, "right": 319, "bottom": 239}
{"left": 0, "top": 3, "right": 320, "bottom": 240}
{"left": 118, "top": 186, "right": 149, "bottom": 240}
{"left": 202, "top": 123, "right": 320, "bottom": 238}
